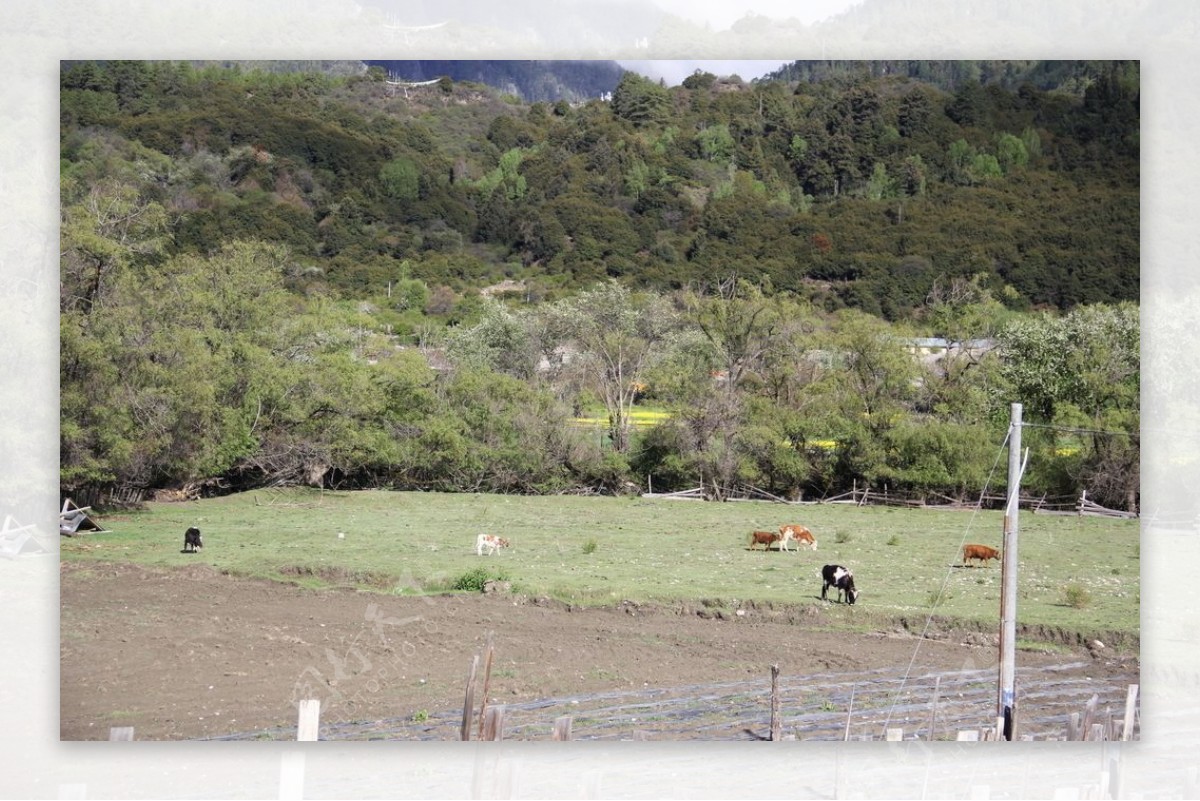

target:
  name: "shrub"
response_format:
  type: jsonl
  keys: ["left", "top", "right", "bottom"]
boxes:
{"left": 927, "top": 588, "right": 950, "bottom": 607}
{"left": 886, "top": 535, "right": 900, "bottom": 546}
{"left": 835, "top": 530, "right": 853, "bottom": 544}
{"left": 1063, "top": 583, "right": 1092, "bottom": 609}
{"left": 452, "top": 566, "right": 508, "bottom": 593}
{"left": 582, "top": 539, "right": 598, "bottom": 555}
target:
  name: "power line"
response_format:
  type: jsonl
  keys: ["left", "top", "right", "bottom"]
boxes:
{"left": 881, "top": 423, "right": 1014, "bottom": 735}
{"left": 1020, "top": 421, "right": 1136, "bottom": 438}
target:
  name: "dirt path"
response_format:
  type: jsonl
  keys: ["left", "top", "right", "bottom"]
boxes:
{"left": 60, "top": 562, "right": 1138, "bottom": 741}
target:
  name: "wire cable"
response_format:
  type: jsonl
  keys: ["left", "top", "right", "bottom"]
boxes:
{"left": 879, "top": 422, "right": 1014, "bottom": 737}
{"left": 1020, "top": 421, "right": 1136, "bottom": 438}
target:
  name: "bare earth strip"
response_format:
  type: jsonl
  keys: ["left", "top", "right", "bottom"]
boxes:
{"left": 59, "top": 563, "right": 1138, "bottom": 741}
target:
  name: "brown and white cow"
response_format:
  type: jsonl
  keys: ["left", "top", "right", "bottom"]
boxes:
{"left": 476, "top": 533, "right": 511, "bottom": 556}
{"left": 779, "top": 524, "right": 818, "bottom": 551}
{"left": 748, "top": 530, "right": 784, "bottom": 551}
{"left": 962, "top": 543, "right": 1000, "bottom": 566}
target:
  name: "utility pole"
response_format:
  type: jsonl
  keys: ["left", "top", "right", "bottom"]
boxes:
{"left": 998, "top": 402, "right": 1022, "bottom": 740}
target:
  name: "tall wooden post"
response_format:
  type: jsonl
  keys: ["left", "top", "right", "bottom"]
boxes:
{"left": 769, "top": 664, "right": 781, "bottom": 741}
{"left": 998, "top": 403, "right": 1022, "bottom": 740}
{"left": 461, "top": 655, "right": 479, "bottom": 741}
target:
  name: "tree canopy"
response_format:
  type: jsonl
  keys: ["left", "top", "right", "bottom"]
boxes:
{"left": 59, "top": 60, "right": 1140, "bottom": 511}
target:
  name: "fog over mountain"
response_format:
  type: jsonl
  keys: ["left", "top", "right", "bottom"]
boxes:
{"left": 617, "top": 59, "right": 789, "bottom": 85}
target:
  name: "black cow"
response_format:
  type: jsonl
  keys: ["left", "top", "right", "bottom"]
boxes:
{"left": 183, "top": 526, "right": 203, "bottom": 553}
{"left": 821, "top": 564, "right": 858, "bottom": 604}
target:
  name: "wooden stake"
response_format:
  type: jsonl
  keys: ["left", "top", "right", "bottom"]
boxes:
{"left": 552, "top": 715, "right": 573, "bottom": 741}
{"left": 481, "top": 705, "right": 505, "bottom": 741}
{"left": 476, "top": 631, "right": 496, "bottom": 740}
{"left": 1080, "top": 693, "right": 1099, "bottom": 740}
{"left": 461, "top": 654, "right": 479, "bottom": 741}
{"left": 843, "top": 683, "right": 856, "bottom": 741}
{"left": 1121, "top": 684, "right": 1139, "bottom": 741}
{"left": 928, "top": 676, "right": 940, "bottom": 741}
{"left": 769, "top": 664, "right": 781, "bottom": 742}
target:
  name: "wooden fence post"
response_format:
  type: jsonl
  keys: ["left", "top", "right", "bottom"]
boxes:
{"left": 461, "top": 654, "right": 479, "bottom": 741}
{"left": 481, "top": 705, "right": 506, "bottom": 741}
{"left": 296, "top": 698, "right": 320, "bottom": 741}
{"left": 1080, "top": 694, "right": 1099, "bottom": 739}
{"left": 1121, "top": 684, "right": 1139, "bottom": 741}
{"left": 552, "top": 715, "right": 573, "bottom": 741}
{"left": 927, "top": 676, "right": 940, "bottom": 741}
{"left": 769, "top": 664, "right": 781, "bottom": 742}
{"left": 842, "top": 683, "right": 856, "bottom": 741}
{"left": 475, "top": 632, "right": 496, "bottom": 740}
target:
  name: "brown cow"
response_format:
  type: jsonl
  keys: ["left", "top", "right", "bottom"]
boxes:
{"left": 748, "top": 530, "right": 784, "bottom": 551}
{"left": 962, "top": 543, "right": 1000, "bottom": 566}
{"left": 779, "top": 524, "right": 817, "bottom": 551}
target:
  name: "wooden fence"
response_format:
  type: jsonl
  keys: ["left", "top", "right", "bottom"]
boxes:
{"left": 103, "top": 665, "right": 1138, "bottom": 744}
{"left": 642, "top": 482, "right": 1138, "bottom": 518}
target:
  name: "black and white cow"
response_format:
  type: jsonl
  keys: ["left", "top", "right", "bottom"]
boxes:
{"left": 183, "top": 526, "right": 203, "bottom": 553}
{"left": 821, "top": 564, "right": 858, "bottom": 604}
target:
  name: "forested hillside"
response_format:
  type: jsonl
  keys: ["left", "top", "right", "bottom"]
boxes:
{"left": 59, "top": 60, "right": 1139, "bottom": 511}
{"left": 363, "top": 60, "right": 625, "bottom": 102}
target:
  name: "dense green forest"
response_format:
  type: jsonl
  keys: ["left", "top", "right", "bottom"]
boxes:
{"left": 59, "top": 60, "right": 1139, "bottom": 511}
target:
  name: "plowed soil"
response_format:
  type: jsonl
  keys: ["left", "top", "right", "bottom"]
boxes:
{"left": 59, "top": 562, "right": 1139, "bottom": 741}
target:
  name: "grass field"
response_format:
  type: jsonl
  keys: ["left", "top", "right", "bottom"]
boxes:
{"left": 61, "top": 488, "right": 1140, "bottom": 643}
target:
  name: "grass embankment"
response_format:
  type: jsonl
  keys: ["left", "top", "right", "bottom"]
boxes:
{"left": 62, "top": 488, "right": 1140, "bottom": 647}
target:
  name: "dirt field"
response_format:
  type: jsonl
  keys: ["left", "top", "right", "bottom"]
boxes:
{"left": 59, "top": 562, "right": 1139, "bottom": 741}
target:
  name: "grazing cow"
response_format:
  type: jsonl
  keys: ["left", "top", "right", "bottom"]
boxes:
{"left": 183, "top": 526, "right": 203, "bottom": 553}
{"left": 962, "top": 544, "right": 1000, "bottom": 566}
{"left": 779, "top": 524, "right": 818, "bottom": 551}
{"left": 476, "top": 533, "right": 510, "bottom": 556}
{"left": 748, "top": 530, "right": 784, "bottom": 551}
{"left": 821, "top": 564, "right": 858, "bottom": 604}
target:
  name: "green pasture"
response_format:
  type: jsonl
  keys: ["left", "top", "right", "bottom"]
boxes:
{"left": 62, "top": 489, "right": 1140, "bottom": 643}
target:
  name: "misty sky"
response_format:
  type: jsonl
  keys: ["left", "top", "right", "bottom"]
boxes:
{"left": 647, "top": 0, "right": 862, "bottom": 28}
{"left": 616, "top": 59, "right": 790, "bottom": 86}
{"left": 615, "top": 0, "right": 863, "bottom": 85}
